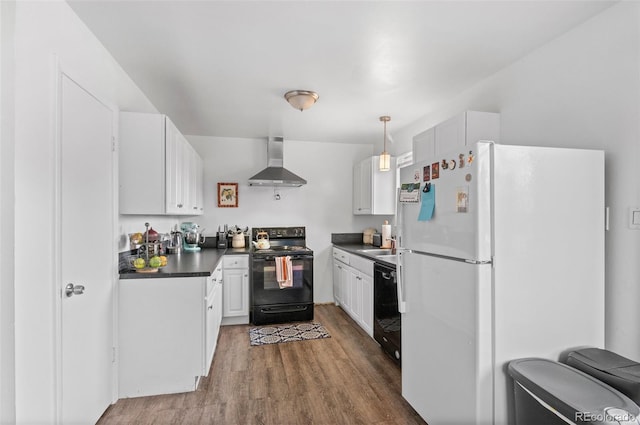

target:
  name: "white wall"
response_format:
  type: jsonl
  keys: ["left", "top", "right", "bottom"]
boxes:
{"left": 12, "top": 1, "right": 156, "bottom": 422}
{"left": 120, "top": 136, "right": 392, "bottom": 304}
{"left": 393, "top": 2, "right": 640, "bottom": 360}
{"left": 195, "top": 136, "right": 394, "bottom": 304}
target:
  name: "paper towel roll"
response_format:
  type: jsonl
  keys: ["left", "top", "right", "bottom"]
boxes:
{"left": 381, "top": 220, "right": 391, "bottom": 248}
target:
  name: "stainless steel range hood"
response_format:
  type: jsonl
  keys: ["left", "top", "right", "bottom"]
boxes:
{"left": 248, "top": 137, "right": 307, "bottom": 187}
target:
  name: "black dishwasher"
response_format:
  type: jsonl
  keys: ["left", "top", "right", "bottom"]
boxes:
{"left": 374, "top": 262, "right": 401, "bottom": 366}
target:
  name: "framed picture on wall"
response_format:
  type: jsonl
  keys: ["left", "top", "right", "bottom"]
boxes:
{"left": 217, "top": 182, "right": 238, "bottom": 208}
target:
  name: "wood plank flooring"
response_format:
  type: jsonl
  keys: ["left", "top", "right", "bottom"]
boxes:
{"left": 98, "top": 304, "right": 427, "bottom": 425}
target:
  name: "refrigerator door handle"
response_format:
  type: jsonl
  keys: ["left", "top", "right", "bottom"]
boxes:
{"left": 396, "top": 250, "right": 407, "bottom": 313}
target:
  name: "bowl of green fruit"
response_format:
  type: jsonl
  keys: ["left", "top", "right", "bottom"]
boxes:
{"left": 131, "top": 255, "right": 167, "bottom": 273}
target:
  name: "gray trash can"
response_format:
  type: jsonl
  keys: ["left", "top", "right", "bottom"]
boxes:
{"left": 508, "top": 358, "right": 640, "bottom": 425}
{"left": 567, "top": 348, "right": 640, "bottom": 406}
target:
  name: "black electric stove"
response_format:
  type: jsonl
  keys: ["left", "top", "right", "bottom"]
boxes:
{"left": 250, "top": 226, "right": 314, "bottom": 325}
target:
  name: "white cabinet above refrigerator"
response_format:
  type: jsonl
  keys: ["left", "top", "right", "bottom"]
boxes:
{"left": 412, "top": 110, "right": 500, "bottom": 163}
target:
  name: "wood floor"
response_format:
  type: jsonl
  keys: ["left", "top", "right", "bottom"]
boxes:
{"left": 98, "top": 303, "right": 427, "bottom": 425}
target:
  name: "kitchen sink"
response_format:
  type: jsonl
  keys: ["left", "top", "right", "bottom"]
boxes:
{"left": 375, "top": 254, "right": 397, "bottom": 261}
{"left": 359, "top": 248, "right": 393, "bottom": 255}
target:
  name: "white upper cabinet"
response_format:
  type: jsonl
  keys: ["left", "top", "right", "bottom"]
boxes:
{"left": 353, "top": 155, "right": 396, "bottom": 215}
{"left": 119, "top": 112, "right": 203, "bottom": 215}
{"left": 353, "top": 158, "right": 372, "bottom": 215}
{"left": 412, "top": 127, "right": 435, "bottom": 166}
{"left": 195, "top": 151, "right": 204, "bottom": 214}
{"left": 413, "top": 111, "right": 500, "bottom": 163}
{"left": 186, "top": 144, "right": 204, "bottom": 214}
{"left": 165, "top": 118, "right": 186, "bottom": 215}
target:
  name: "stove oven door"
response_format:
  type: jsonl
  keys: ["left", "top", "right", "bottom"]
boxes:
{"left": 251, "top": 254, "right": 313, "bottom": 306}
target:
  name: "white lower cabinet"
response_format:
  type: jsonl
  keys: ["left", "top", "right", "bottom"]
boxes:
{"left": 119, "top": 276, "right": 204, "bottom": 397}
{"left": 222, "top": 255, "right": 250, "bottom": 325}
{"left": 205, "top": 264, "right": 223, "bottom": 375}
{"left": 332, "top": 261, "right": 344, "bottom": 306}
{"left": 332, "top": 247, "right": 374, "bottom": 337}
{"left": 119, "top": 266, "right": 223, "bottom": 397}
{"left": 361, "top": 273, "right": 374, "bottom": 337}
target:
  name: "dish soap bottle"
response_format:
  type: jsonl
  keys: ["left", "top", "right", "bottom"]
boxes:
{"left": 381, "top": 220, "right": 392, "bottom": 248}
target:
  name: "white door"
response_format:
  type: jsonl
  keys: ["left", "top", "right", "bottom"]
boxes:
{"left": 60, "top": 74, "right": 114, "bottom": 423}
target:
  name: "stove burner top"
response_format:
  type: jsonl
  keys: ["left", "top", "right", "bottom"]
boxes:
{"left": 250, "top": 226, "right": 311, "bottom": 257}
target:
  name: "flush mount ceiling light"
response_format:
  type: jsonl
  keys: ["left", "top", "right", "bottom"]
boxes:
{"left": 379, "top": 116, "right": 391, "bottom": 171}
{"left": 284, "top": 90, "right": 319, "bottom": 111}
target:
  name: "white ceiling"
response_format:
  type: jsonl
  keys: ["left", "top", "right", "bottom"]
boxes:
{"left": 68, "top": 0, "right": 617, "bottom": 144}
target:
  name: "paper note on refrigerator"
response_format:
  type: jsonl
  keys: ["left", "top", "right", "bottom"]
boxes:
{"left": 400, "top": 183, "right": 421, "bottom": 203}
{"left": 418, "top": 185, "right": 435, "bottom": 221}
{"left": 456, "top": 186, "right": 469, "bottom": 213}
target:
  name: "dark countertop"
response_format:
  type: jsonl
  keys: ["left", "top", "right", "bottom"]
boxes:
{"left": 332, "top": 242, "right": 396, "bottom": 268}
{"left": 119, "top": 247, "right": 251, "bottom": 279}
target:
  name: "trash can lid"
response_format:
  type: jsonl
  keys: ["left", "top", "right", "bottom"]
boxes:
{"left": 508, "top": 358, "right": 640, "bottom": 422}
{"left": 569, "top": 348, "right": 640, "bottom": 382}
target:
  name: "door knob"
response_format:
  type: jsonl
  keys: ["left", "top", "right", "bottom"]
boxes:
{"left": 65, "top": 283, "right": 85, "bottom": 297}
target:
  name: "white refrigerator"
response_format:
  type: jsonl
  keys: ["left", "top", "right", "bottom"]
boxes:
{"left": 397, "top": 141, "right": 605, "bottom": 425}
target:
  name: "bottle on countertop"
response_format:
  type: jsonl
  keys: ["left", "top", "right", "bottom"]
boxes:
{"left": 381, "top": 220, "right": 392, "bottom": 248}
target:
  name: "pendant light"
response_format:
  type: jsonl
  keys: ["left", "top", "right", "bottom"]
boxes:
{"left": 379, "top": 116, "right": 391, "bottom": 171}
